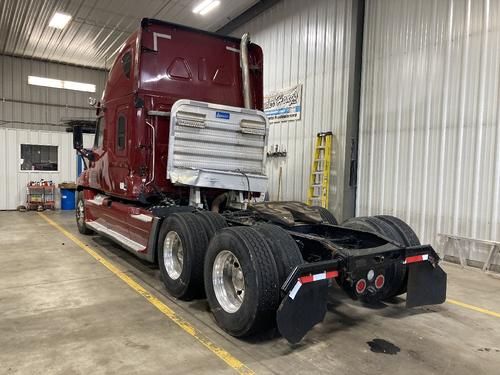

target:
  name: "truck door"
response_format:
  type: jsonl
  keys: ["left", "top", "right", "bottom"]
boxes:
{"left": 109, "top": 105, "right": 130, "bottom": 196}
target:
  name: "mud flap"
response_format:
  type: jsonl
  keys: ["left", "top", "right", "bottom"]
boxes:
{"left": 406, "top": 261, "right": 447, "bottom": 308}
{"left": 276, "top": 280, "right": 329, "bottom": 344}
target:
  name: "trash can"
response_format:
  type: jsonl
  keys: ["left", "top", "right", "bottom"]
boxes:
{"left": 61, "top": 189, "right": 76, "bottom": 210}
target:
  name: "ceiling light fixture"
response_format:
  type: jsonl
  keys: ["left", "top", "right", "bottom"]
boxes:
{"left": 199, "top": 1, "right": 220, "bottom": 15}
{"left": 193, "top": 0, "right": 220, "bottom": 15}
{"left": 28, "top": 76, "right": 96, "bottom": 93}
{"left": 48, "top": 12, "right": 72, "bottom": 29}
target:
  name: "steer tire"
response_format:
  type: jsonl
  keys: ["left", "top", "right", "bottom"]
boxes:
{"left": 158, "top": 213, "right": 209, "bottom": 300}
{"left": 253, "top": 224, "right": 304, "bottom": 287}
{"left": 195, "top": 211, "right": 228, "bottom": 240}
{"left": 204, "top": 226, "right": 280, "bottom": 337}
{"left": 76, "top": 191, "right": 93, "bottom": 235}
{"left": 342, "top": 216, "right": 408, "bottom": 300}
{"left": 312, "top": 206, "right": 338, "bottom": 225}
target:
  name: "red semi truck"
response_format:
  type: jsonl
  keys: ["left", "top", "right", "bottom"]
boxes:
{"left": 73, "top": 19, "right": 447, "bottom": 344}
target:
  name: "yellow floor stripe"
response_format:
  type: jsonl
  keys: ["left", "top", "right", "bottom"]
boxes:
{"left": 447, "top": 299, "right": 500, "bottom": 318}
{"left": 38, "top": 213, "right": 255, "bottom": 375}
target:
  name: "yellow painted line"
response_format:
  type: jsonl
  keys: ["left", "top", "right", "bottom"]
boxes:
{"left": 447, "top": 299, "right": 500, "bottom": 318}
{"left": 38, "top": 213, "right": 255, "bottom": 375}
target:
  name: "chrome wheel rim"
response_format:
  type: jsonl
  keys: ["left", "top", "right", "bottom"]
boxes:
{"left": 76, "top": 199, "right": 85, "bottom": 227}
{"left": 163, "top": 231, "right": 184, "bottom": 280}
{"left": 212, "top": 250, "right": 245, "bottom": 313}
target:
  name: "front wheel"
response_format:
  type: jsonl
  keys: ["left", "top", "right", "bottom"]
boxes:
{"left": 204, "top": 227, "right": 280, "bottom": 337}
{"left": 76, "top": 191, "right": 93, "bottom": 235}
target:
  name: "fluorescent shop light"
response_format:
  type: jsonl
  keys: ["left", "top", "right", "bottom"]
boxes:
{"left": 199, "top": 0, "right": 220, "bottom": 15}
{"left": 48, "top": 12, "right": 72, "bottom": 29}
{"left": 193, "top": 0, "right": 220, "bottom": 15}
{"left": 28, "top": 76, "right": 96, "bottom": 93}
{"left": 193, "top": 0, "right": 213, "bottom": 13}
{"left": 28, "top": 76, "right": 63, "bottom": 89}
{"left": 63, "top": 80, "right": 96, "bottom": 92}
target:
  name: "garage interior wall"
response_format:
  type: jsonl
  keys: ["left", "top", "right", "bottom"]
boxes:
{"left": 358, "top": 0, "right": 500, "bottom": 266}
{"left": 0, "top": 55, "right": 107, "bottom": 210}
{"left": 233, "top": 0, "right": 355, "bottom": 220}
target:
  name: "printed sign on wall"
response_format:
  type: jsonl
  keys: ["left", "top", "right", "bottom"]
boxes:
{"left": 264, "top": 84, "right": 302, "bottom": 123}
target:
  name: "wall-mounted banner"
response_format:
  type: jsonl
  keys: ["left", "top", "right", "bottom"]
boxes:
{"left": 264, "top": 84, "right": 302, "bottom": 123}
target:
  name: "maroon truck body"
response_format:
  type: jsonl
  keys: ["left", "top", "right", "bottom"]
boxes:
{"left": 74, "top": 19, "right": 446, "bottom": 344}
{"left": 77, "top": 20, "right": 264, "bottom": 259}
{"left": 78, "top": 19, "right": 263, "bottom": 201}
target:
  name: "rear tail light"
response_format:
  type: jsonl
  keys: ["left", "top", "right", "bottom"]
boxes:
{"left": 355, "top": 279, "right": 367, "bottom": 294}
{"left": 375, "top": 274, "right": 385, "bottom": 289}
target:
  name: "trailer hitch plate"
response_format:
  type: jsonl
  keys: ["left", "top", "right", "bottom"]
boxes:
{"left": 277, "top": 280, "right": 329, "bottom": 344}
{"left": 406, "top": 261, "right": 447, "bottom": 308}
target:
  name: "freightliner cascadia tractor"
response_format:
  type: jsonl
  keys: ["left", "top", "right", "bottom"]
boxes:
{"left": 73, "top": 19, "right": 447, "bottom": 344}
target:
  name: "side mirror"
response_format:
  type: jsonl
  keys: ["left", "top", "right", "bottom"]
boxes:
{"left": 73, "top": 125, "right": 83, "bottom": 150}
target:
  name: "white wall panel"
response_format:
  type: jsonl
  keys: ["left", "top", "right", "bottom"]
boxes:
{"left": 0, "top": 128, "right": 93, "bottom": 210}
{"left": 0, "top": 55, "right": 107, "bottom": 131}
{"left": 0, "top": 55, "right": 105, "bottom": 210}
{"left": 358, "top": 0, "right": 500, "bottom": 265}
{"left": 234, "top": 0, "right": 354, "bottom": 219}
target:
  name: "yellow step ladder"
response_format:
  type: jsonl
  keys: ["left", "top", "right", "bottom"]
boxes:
{"left": 307, "top": 132, "right": 333, "bottom": 208}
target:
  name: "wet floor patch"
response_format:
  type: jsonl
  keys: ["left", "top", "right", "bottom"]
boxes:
{"left": 367, "top": 338, "right": 400, "bottom": 355}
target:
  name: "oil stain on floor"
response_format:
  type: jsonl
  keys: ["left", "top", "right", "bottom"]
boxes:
{"left": 367, "top": 339, "right": 400, "bottom": 355}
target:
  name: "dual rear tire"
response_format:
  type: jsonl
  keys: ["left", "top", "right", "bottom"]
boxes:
{"left": 341, "top": 215, "right": 420, "bottom": 300}
{"left": 157, "top": 212, "right": 304, "bottom": 337}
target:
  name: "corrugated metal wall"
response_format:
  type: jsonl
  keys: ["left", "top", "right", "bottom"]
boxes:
{"left": 0, "top": 55, "right": 107, "bottom": 131}
{"left": 0, "top": 55, "right": 106, "bottom": 210}
{"left": 0, "top": 129, "right": 94, "bottom": 209}
{"left": 358, "top": 0, "right": 500, "bottom": 264}
{"left": 233, "top": 0, "right": 354, "bottom": 219}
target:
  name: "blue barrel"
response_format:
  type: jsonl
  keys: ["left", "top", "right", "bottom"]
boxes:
{"left": 61, "top": 189, "right": 76, "bottom": 210}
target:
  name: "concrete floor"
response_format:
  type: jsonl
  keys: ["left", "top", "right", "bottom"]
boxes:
{"left": 1, "top": 211, "right": 499, "bottom": 374}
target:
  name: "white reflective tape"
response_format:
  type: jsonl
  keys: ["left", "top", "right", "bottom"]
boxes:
{"left": 289, "top": 280, "right": 302, "bottom": 300}
{"left": 313, "top": 272, "right": 327, "bottom": 281}
{"left": 422, "top": 254, "right": 429, "bottom": 261}
{"left": 153, "top": 32, "right": 171, "bottom": 51}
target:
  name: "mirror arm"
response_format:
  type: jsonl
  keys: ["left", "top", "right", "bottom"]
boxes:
{"left": 77, "top": 148, "right": 95, "bottom": 164}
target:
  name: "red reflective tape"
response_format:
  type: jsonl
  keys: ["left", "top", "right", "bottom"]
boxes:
{"left": 405, "top": 255, "right": 424, "bottom": 264}
{"left": 299, "top": 275, "right": 314, "bottom": 284}
{"left": 326, "top": 270, "right": 339, "bottom": 279}
{"left": 299, "top": 270, "right": 338, "bottom": 284}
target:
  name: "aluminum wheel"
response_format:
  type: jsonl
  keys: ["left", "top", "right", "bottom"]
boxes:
{"left": 212, "top": 250, "right": 245, "bottom": 313}
{"left": 76, "top": 199, "right": 85, "bottom": 226}
{"left": 163, "top": 231, "right": 184, "bottom": 280}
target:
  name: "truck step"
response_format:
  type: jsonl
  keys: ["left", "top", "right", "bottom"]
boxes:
{"left": 86, "top": 221, "right": 146, "bottom": 253}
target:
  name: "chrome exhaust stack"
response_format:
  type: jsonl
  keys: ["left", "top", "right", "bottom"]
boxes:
{"left": 240, "top": 33, "right": 252, "bottom": 109}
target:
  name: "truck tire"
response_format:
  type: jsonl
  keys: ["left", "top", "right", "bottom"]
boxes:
{"left": 195, "top": 211, "right": 228, "bottom": 240}
{"left": 374, "top": 215, "right": 421, "bottom": 296}
{"left": 312, "top": 206, "right": 338, "bottom": 225}
{"left": 253, "top": 224, "right": 304, "bottom": 287}
{"left": 341, "top": 216, "right": 407, "bottom": 300}
{"left": 76, "top": 191, "right": 93, "bottom": 235}
{"left": 158, "top": 213, "right": 209, "bottom": 300}
{"left": 204, "top": 226, "right": 280, "bottom": 337}
{"left": 375, "top": 215, "right": 420, "bottom": 246}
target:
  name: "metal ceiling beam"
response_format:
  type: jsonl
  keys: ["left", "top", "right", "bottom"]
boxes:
{"left": 216, "top": 0, "right": 282, "bottom": 35}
